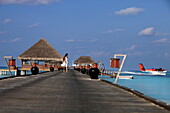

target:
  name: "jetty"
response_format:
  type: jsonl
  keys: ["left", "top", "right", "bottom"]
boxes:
{"left": 0, "top": 70, "right": 169, "bottom": 113}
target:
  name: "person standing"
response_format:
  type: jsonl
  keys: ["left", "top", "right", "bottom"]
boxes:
{"left": 61, "top": 53, "right": 68, "bottom": 72}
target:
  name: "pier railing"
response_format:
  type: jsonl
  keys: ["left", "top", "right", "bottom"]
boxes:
{"left": 101, "top": 69, "right": 116, "bottom": 77}
{"left": 100, "top": 69, "right": 134, "bottom": 80}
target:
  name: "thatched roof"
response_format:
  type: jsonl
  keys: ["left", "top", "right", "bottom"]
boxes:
{"left": 18, "top": 38, "right": 63, "bottom": 61}
{"left": 74, "top": 56, "right": 95, "bottom": 64}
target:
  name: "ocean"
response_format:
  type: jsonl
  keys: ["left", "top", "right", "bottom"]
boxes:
{"left": 99, "top": 70, "right": 170, "bottom": 105}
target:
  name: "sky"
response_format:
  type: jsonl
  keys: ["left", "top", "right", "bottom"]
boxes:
{"left": 0, "top": 0, "right": 170, "bottom": 70}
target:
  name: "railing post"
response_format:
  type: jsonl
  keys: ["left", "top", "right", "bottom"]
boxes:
{"left": 113, "top": 54, "right": 127, "bottom": 84}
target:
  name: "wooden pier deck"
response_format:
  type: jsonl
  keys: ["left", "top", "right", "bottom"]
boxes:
{"left": 0, "top": 70, "right": 169, "bottom": 113}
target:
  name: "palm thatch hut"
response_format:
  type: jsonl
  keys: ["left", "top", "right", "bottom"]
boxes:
{"left": 74, "top": 56, "right": 95, "bottom": 66}
{"left": 18, "top": 38, "right": 63, "bottom": 71}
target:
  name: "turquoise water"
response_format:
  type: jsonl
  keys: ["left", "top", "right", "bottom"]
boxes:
{"left": 99, "top": 71, "right": 170, "bottom": 105}
{"left": 0, "top": 75, "right": 10, "bottom": 78}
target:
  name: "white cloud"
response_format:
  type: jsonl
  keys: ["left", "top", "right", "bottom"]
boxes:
{"left": 0, "top": 0, "right": 61, "bottom": 5}
{"left": 102, "top": 30, "right": 113, "bottom": 34}
{"left": 127, "top": 52, "right": 143, "bottom": 56}
{"left": 153, "top": 38, "right": 170, "bottom": 47}
{"left": 0, "top": 38, "right": 20, "bottom": 43}
{"left": 89, "top": 38, "right": 98, "bottom": 42}
{"left": 65, "top": 38, "right": 98, "bottom": 43}
{"left": 3, "top": 18, "right": 12, "bottom": 24}
{"left": 138, "top": 27, "right": 155, "bottom": 36}
{"left": 10, "top": 38, "right": 20, "bottom": 42}
{"left": 162, "top": 33, "right": 169, "bottom": 36}
{"left": 89, "top": 51, "right": 111, "bottom": 57}
{"left": 65, "top": 40, "right": 76, "bottom": 42}
{"left": 139, "top": 27, "right": 169, "bottom": 37}
{"left": 155, "top": 32, "right": 170, "bottom": 36}
{"left": 153, "top": 38, "right": 168, "bottom": 43}
{"left": 125, "top": 45, "right": 136, "bottom": 51}
{"left": 102, "top": 29, "right": 124, "bottom": 34}
{"left": 29, "top": 23, "right": 40, "bottom": 28}
{"left": 119, "top": 45, "right": 136, "bottom": 52}
{"left": 115, "top": 7, "right": 144, "bottom": 16}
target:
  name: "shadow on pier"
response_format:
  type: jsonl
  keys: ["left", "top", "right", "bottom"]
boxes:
{"left": 0, "top": 70, "right": 169, "bottom": 113}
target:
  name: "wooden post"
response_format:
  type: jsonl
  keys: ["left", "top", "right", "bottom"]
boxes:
{"left": 113, "top": 54, "right": 127, "bottom": 84}
{"left": 4, "top": 56, "right": 13, "bottom": 76}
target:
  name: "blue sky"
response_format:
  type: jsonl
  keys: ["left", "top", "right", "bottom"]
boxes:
{"left": 0, "top": 0, "right": 170, "bottom": 70}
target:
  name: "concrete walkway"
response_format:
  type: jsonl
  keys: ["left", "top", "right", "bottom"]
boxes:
{"left": 0, "top": 70, "right": 169, "bottom": 113}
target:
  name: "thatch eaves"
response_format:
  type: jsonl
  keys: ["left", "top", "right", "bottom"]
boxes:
{"left": 18, "top": 38, "right": 63, "bottom": 61}
{"left": 74, "top": 56, "right": 95, "bottom": 64}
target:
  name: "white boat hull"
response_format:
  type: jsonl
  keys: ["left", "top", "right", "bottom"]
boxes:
{"left": 142, "top": 71, "right": 167, "bottom": 75}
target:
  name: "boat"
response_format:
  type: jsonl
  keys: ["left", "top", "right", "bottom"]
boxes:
{"left": 139, "top": 63, "right": 167, "bottom": 75}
